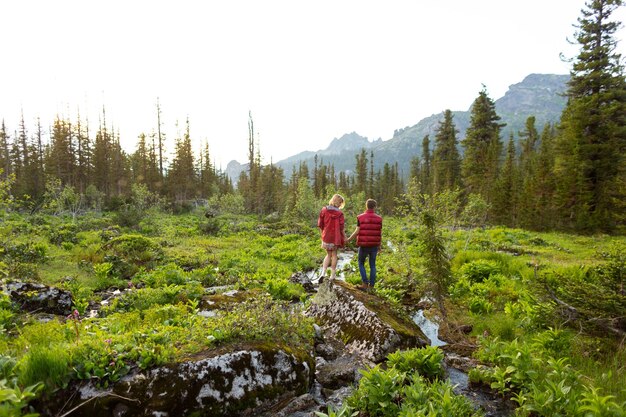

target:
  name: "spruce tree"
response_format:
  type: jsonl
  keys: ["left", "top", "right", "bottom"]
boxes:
{"left": 354, "top": 148, "right": 368, "bottom": 194}
{"left": 517, "top": 116, "right": 540, "bottom": 228}
{"left": 492, "top": 135, "right": 518, "bottom": 226}
{"left": 46, "top": 116, "right": 75, "bottom": 187}
{"left": 432, "top": 110, "right": 461, "bottom": 192}
{"left": 461, "top": 88, "right": 505, "bottom": 203}
{"left": 554, "top": 0, "right": 626, "bottom": 231}
{"left": 0, "top": 121, "right": 10, "bottom": 179}
{"left": 168, "top": 118, "right": 196, "bottom": 202}
{"left": 532, "top": 124, "right": 558, "bottom": 229}
{"left": 419, "top": 135, "right": 431, "bottom": 194}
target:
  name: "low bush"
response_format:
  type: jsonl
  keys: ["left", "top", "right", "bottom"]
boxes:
{"left": 386, "top": 346, "right": 445, "bottom": 380}
{"left": 264, "top": 277, "right": 306, "bottom": 301}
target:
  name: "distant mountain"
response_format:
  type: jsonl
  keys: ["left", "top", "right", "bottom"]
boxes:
{"left": 375, "top": 73, "right": 569, "bottom": 175}
{"left": 227, "top": 73, "right": 569, "bottom": 181}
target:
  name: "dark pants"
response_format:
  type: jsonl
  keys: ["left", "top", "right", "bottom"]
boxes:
{"left": 358, "top": 246, "right": 378, "bottom": 287}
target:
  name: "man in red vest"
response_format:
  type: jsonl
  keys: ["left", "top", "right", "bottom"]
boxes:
{"left": 348, "top": 199, "right": 383, "bottom": 291}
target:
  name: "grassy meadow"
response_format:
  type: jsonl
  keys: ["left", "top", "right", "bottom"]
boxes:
{"left": 1, "top": 207, "right": 624, "bottom": 416}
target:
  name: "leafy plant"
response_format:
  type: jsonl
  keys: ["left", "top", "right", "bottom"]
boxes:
{"left": 387, "top": 346, "right": 445, "bottom": 380}
{"left": 0, "top": 378, "right": 41, "bottom": 417}
{"left": 458, "top": 259, "right": 500, "bottom": 283}
{"left": 264, "top": 278, "right": 306, "bottom": 301}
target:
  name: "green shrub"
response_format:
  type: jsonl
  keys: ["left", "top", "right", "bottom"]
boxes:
{"left": 48, "top": 223, "right": 79, "bottom": 246}
{"left": 347, "top": 366, "right": 480, "bottom": 417}
{"left": 469, "top": 296, "right": 493, "bottom": 314}
{"left": 199, "top": 218, "right": 221, "bottom": 235}
{"left": 103, "top": 234, "right": 163, "bottom": 278}
{"left": 93, "top": 262, "right": 125, "bottom": 291}
{"left": 264, "top": 278, "right": 306, "bottom": 301}
{"left": 458, "top": 259, "right": 500, "bottom": 283}
{"left": 0, "top": 307, "right": 15, "bottom": 334}
{"left": 113, "top": 206, "right": 145, "bottom": 228}
{"left": 1, "top": 242, "right": 47, "bottom": 264}
{"left": 8, "top": 262, "right": 39, "bottom": 280}
{"left": 387, "top": 346, "right": 445, "bottom": 379}
{"left": 0, "top": 377, "right": 41, "bottom": 417}
{"left": 347, "top": 366, "right": 405, "bottom": 416}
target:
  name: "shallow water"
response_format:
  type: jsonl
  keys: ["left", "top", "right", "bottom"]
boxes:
{"left": 307, "top": 250, "right": 355, "bottom": 283}
{"left": 412, "top": 310, "right": 514, "bottom": 417}
{"left": 412, "top": 310, "right": 447, "bottom": 347}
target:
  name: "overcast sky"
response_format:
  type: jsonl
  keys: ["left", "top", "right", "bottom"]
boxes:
{"left": 2, "top": 0, "right": 625, "bottom": 168}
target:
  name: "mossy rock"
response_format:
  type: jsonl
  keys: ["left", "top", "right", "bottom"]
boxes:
{"left": 305, "top": 280, "right": 428, "bottom": 362}
{"left": 199, "top": 288, "right": 259, "bottom": 311}
{"left": 39, "top": 341, "right": 314, "bottom": 417}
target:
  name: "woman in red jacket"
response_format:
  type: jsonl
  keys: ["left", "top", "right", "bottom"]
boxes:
{"left": 317, "top": 194, "right": 347, "bottom": 282}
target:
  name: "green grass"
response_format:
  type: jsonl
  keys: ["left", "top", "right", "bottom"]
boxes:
{"left": 2, "top": 210, "right": 625, "bottom": 415}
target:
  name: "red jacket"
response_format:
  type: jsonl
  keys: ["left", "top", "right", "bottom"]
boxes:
{"left": 318, "top": 206, "right": 345, "bottom": 246}
{"left": 356, "top": 209, "right": 382, "bottom": 247}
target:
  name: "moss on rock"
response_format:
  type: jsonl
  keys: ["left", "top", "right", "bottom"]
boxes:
{"left": 306, "top": 280, "right": 428, "bottom": 362}
{"left": 41, "top": 341, "right": 314, "bottom": 417}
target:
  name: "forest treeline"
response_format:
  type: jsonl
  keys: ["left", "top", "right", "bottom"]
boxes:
{"left": 1, "top": 0, "right": 624, "bottom": 233}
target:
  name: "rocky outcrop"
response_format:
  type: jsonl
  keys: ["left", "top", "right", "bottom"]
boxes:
{"left": 5, "top": 280, "right": 73, "bottom": 316}
{"left": 305, "top": 280, "right": 428, "bottom": 362}
{"left": 44, "top": 343, "right": 314, "bottom": 417}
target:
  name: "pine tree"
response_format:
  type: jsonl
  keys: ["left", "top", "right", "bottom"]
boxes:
{"left": 92, "top": 112, "right": 113, "bottom": 198}
{"left": 31, "top": 118, "right": 45, "bottom": 200}
{"left": 156, "top": 98, "right": 166, "bottom": 179}
{"left": 492, "top": 135, "right": 518, "bottom": 226}
{"left": 517, "top": 116, "right": 540, "bottom": 227}
{"left": 369, "top": 150, "right": 374, "bottom": 197}
{"left": 0, "top": 121, "right": 10, "bottom": 179}
{"left": 46, "top": 116, "right": 75, "bottom": 187}
{"left": 432, "top": 110, "right": 461, "bottom": 192}
{"left": 354, "top": 148, "right": 368, "bottom": 194}
{"left": 168, "top": 118, "right": 196, "bottom": 202}
{"left": 258, "top": 163, "right": 285, "bottom": 214}
{"left": 532, "top": 124, "right": 558, "bottom": 229}
{"left": 110, "top": 130, "right": 130, "bottom": 197}
{"left": 409, "top": 156, "right": 420, "bottom": 182}
{"left": 419, "top": 135, "right": 431, "bottom": 194}
{"left": 553, "top": 0, "right": 626, "bottom": 231}
{"left": 461, "top": 87, "right": 505, "bottom": 203}
{"left": 13, "top": 112, "right": 31, "bottom": 198}
{"left": 198, "top": 141, "right": 217, "bottom": 198}
{"left": 74, "top": 111, "right": 92, "bottom": 193}
{"left": 132, "top": 133, "right": 150, "bottom": 186}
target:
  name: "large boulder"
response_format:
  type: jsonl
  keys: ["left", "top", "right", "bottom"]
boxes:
{"left": 305, "top": 280, "right": 428, "bottom": 362}
{"left": 43, "top": 342, "right": 314, "bottom": 417}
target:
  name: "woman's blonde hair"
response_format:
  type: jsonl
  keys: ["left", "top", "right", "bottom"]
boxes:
{"left": 329, "top": 194, "right": 345, "bottom": 209}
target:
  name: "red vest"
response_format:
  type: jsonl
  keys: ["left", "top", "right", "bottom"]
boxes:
{"left": 357, "top": 209, "right": 382, "bottom": 247}
{"left": 318, "top": 206, "right": 345, "bottom": 246}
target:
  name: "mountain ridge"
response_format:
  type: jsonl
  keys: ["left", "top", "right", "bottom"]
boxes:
{"left": 225, "top": 73, "right": 569, "bottom": 180}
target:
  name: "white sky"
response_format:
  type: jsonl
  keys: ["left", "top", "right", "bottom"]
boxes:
{"left": 2, "top": 0, "right": 625, "bottom": 169}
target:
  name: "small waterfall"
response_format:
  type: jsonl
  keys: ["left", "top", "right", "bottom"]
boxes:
{"left": 412, "top": 310, "right": 447, "bottom": 347}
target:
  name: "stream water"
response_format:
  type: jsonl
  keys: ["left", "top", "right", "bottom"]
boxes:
{"left": 306, "top": 250, "right": 355, "bottom": 283}
{"left": 412, "top": 310, "right": 447, "bottom": 347}
{"left": 412, "top": 311, "right": 514, "bottom": 417}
